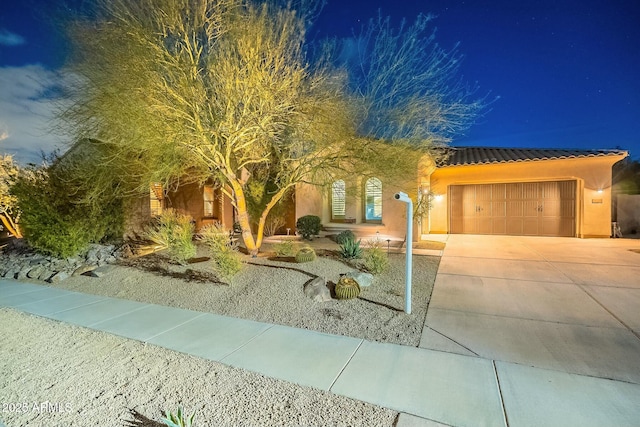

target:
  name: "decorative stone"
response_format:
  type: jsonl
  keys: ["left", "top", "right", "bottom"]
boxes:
{"left": 303, "top": 277, "right": 331, "bottom": 303}
{"left": 27, "top": 266, "right": 45, "bottom": 279}
{"left": 37, "top": 269, "right": 54, "bottom": 282}
{"left": 344, "top": 271, "right": 374, "bottom": 288}
{"left": 47, "top": 271, "right": 70, "bottom": 283}
{"left": 335, "top": 277, "right": 361, "bottom": 300}
{"left": 295, "top": 247, "right": 316, "bottom": 263}
{"left": 73, "top": 265, "right": 96, "bottom": 276}
{"left": 90, "top": 265, "right": 115, "bottom": 278}
{"left": 16, "top": 267, "right": 30, "bottom": 280}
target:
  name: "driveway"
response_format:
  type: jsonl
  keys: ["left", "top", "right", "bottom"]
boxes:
{"left": 421, "top": 234, "right": 640, "bottom": 385}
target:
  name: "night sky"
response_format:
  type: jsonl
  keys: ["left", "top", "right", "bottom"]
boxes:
{"left": 1, "top": 0, "right": 639, "bottom": 164}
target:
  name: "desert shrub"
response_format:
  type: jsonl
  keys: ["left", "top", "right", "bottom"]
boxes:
{"left": 363, "top": 246, "right": 390, "bottom": 274}
{"left": 339, "top": 236, "right": 363, "bottom": 260}
{"left": 199, "top": 223, "right": 242, "bottom": 279}
{"left": 264, "top": 215, "right": 286, "bottom": 237}
{"left": 144, "top": 209, "right": 196, "bottom": 265}
{"left": 198, "top": 223, "right": 231, "bottom": 252}
{"left": 11, "top": 167, "right": 123, "bottom": 258}
{"left": 335, "top": 229, "right": 355, "bottom": 245}
{"left": 296, "top": 215, "right": 321, "bottom": 240}
{"left": 273, "top": 240, "right": 296, "bottom": 257}
{"left": 162, "top": 407, "right": 195, "bottom": 427}
{"left": 212, "top": 247, "right": 242, "bottom": 280}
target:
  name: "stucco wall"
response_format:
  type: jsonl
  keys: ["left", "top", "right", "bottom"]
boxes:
{"left": 617, "top": 194, "right": 640, "bottom": 236}
{"left": 427, "top": 155, "right": 625, "bottom": 238}
{"left": 295, "top": 179, "right": 417, "bottom": 241}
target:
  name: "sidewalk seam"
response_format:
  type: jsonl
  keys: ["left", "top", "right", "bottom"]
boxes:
{"left": 87, "top": 303, "right": 151, "bottom": 328}
{"left": 218, "top": 323, "right": 275, "bottom": 362}
{"left": 143, "top": 312, "right": 208, "bottom": 342}
{"left": 492, "top": 360, "right": 510, "bottom": 427}
{"left": 327, "top": 339, "right": 364, "bottom": 392}
{"left": 577, "top": 284, "right": 640, "bottom": 342}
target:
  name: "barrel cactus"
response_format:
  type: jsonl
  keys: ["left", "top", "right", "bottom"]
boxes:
{"left": 295, "top": 247, "right": 316, "bottom": 263}
{"left": 335, "top": 276, "right": 361, "bottom": 300}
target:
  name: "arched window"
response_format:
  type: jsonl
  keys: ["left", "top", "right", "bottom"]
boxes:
{"left": 331, "top": 180, "right": 346, "bottom": 221}
{"left": 364, "top": 177, "right": 382, "bottom": 222}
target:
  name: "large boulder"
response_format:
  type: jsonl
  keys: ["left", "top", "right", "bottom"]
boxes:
{"left": 303, "top": 277, "right": 331, "bottom": 303}
{"left": 344, "top": 271, "right": 374, "bottom": 288}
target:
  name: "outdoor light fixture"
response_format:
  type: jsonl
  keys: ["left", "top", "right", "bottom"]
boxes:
{"left": 434, "top": 194, "right": 444, "bottom": 201}
{"left": 597, "top": 189, "right": 603, "bottom": 194}
{"left": 394, "top": 192, "right": 413, "bottom": 314}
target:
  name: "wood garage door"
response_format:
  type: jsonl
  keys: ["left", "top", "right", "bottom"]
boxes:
{"left": 450, "top": 181, "right": 576, "bottom": 237}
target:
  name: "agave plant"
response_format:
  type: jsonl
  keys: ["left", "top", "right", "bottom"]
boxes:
{"left": 339, "top": 237, "right": 363, "bottom": 260}
{"left": 162, "top": 407, "right": 195, "bottom": 427}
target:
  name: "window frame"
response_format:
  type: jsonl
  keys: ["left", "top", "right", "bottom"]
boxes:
{"left": 363, "top": 177, "right": 383, "bottom": 223}
{"left": 330, "top": 179, "right": 346, "bottom": 222}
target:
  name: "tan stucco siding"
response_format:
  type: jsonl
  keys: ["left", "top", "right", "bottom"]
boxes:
{"left": 428, "top": 155, "right": 625, "bottom": 238}
{"left": 295, "top": 179, "right": 418, "bottom": 240}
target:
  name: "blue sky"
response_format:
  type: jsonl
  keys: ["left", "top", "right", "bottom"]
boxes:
{"left": 1, "top": 0, "right": 639, "bottom": 164}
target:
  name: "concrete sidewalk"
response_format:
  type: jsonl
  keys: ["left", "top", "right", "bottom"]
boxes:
{"left": 2, "top": 276, "right": 640, "bottom": 427}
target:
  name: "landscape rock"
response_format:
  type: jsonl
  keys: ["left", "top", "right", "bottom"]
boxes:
{"left": 303, "top": 276, "right": 331, "bottom": 303}
{"left": 27, "top": 266, "right": 45, "bottom": 279}
{"left": 73, "top": 265, "right": 96, "bottom": 276}
{"left": 344, "top": 271, "right": 374, "bottom": 287}
{"left": 90, "top": 265, "right": 116, "bottom": 278}
{"left": 47, "top": 271, "right": 70, "bottom": 283}
{"left": 37, "top": 269, "right": 54, "bottom": 282}
{"left": 0, "top": 242, "right": 121, "bottom": 283}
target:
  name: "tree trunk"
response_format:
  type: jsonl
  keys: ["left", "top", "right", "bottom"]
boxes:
{"left": 0, "top": 214, "right": 22, "bottom": 238}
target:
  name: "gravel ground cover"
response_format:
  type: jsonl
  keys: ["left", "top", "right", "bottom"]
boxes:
{"left": 0, "top": 308, "right": 398, "bottom": 427}
{"left": 0, "top": 238, "right": 440, "bottom": 426}
{"left": 46, "top": 239, "right": 440, "bottom": 346}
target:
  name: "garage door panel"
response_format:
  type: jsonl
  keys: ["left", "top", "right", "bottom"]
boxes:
{"left": 449, "top": 181, "right": 576, "bottom": 237}
{"left": 506, "top": 218, "right": 523, "bottom": 235}
{"left": 492, "top": 218, "right": 506, "bottom": 234}
{"left": 506, "top": 200, "right": 523, "bottom": 216}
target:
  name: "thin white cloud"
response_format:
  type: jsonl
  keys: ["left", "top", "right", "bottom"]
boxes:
{"left": 0, "top": 29, "right": 26, "bottom": 46}
{"left": 0, "top": 65, "right": 71, "bottom": 165}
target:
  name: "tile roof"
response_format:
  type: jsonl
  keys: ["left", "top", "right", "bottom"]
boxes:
{"left": 439, "top": 146, "right": 627, "bottom": 167}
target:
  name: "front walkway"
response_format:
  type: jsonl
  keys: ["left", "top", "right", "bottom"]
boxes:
{"left": 2, "top": 235, "right": 640, "bottom": 426}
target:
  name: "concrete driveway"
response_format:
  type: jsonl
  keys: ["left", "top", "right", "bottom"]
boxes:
{"left": 421, "top": 234, "right": 640, "bottom": 385}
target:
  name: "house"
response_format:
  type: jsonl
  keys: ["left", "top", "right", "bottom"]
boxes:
{"left": 295, "top": 147, "right": 628, "bottom": 240}
{"left": 130, "top": 146, "right": 627, "bottom": 240}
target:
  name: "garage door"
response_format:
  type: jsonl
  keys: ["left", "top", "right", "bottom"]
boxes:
{"left": 449, "top": 181, "right": 576, "bottom": 237}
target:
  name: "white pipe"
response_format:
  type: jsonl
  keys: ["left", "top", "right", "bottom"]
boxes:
{"left": 394, "top": 192, "right": 413, "bottom": 314}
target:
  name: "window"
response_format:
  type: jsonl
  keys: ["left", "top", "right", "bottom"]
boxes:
{"left": 364, "top": 177, "right": 382, "bottom": 222}
{"left": 331, "top": 180, "right": 346, "bottom": 221}
{"left": 204, "top": 185, "right": 216, "bottom": 218}
{"left": 150, "top": 183, "right": 163, "bottom": 216}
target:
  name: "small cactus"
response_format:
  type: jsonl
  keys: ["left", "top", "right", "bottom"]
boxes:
{"left": 335, "top": 276, "right": 361, "bottom": 300}
{"left": 295, "top": 247, "right": 316, "bottom": 263}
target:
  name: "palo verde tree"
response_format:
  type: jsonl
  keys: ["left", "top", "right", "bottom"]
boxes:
{"left": 58, "top": 0, "right": 485, "bottom": 254}
{"left": 0, "top": 154, "right": 22, "bottom": 238}
{"left": 59, "top": 0, "right": 358, "bottom": 254}
{"left": 336, "top": 13, "right": 487, "bottom": 153}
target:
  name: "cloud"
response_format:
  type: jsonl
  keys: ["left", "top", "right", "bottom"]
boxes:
{"left": 0, "top": 29, "right": 26, "bottom": 46}
{"left": 0, "top": 65, "right": 71, "bottom": 165}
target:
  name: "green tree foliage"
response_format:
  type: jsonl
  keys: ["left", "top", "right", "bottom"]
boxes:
{"left": 57, "top": 0, "right": 485, "bottom": 254}
{"left": 613, "top": 157, "right": 640, "bottom": 194}
{"left": 11, "top": 162, "right": 124, "bottom": 258}
{"left": 337, "top": 13, "right": 487, "bottom": 147}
